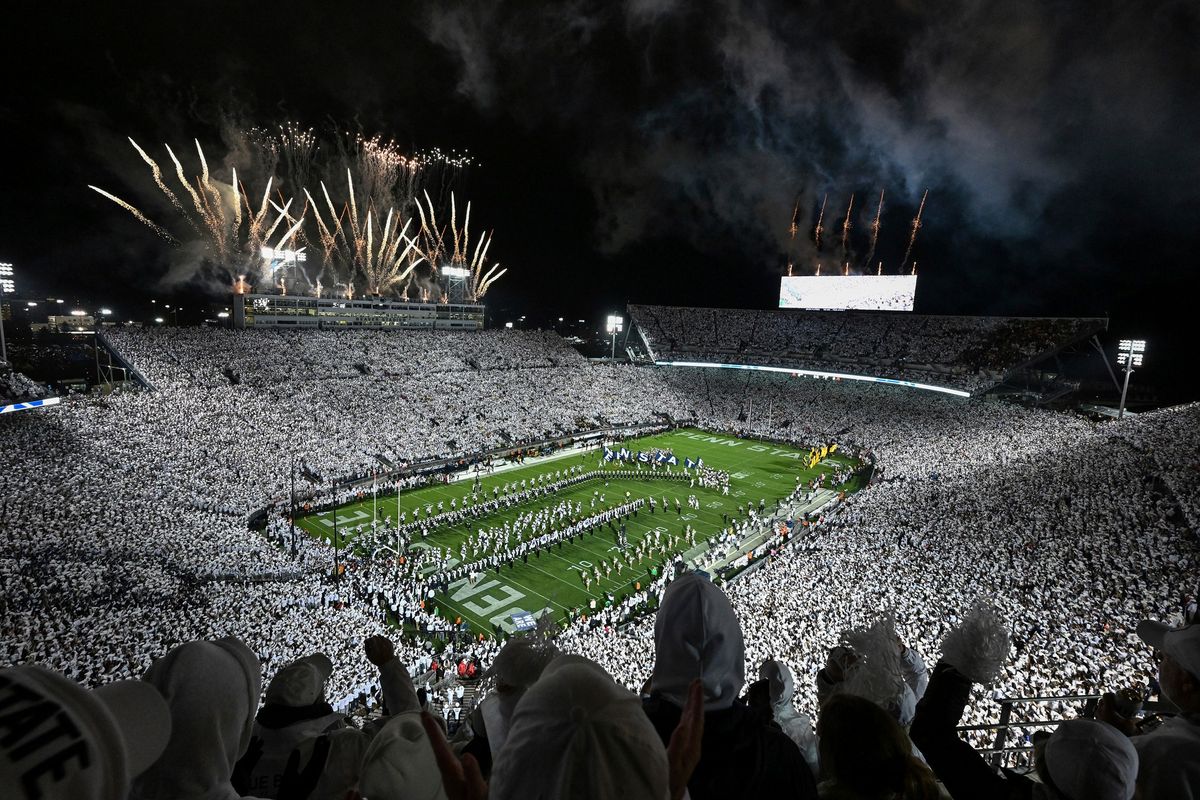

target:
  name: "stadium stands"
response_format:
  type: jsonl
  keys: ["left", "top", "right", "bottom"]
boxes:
{"left": 629, "top": 304, "right": 1107, "bottom": 394}
{"left": 1, "top": 326, "right": 1197, "bottom": 798}
{"left": 0, "top": 362, "right": 47, "bottom": 405}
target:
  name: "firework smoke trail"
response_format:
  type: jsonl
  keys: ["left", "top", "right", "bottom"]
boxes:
{"left": 813, "top": 193, "right": 828, "bottom": 251}
{"left": 245, "top": 178, "right": 275, "bottom": 248}
{"left": 902, "top": 189, "right": 929, "bottom": 272}
{"left": 276, "top": 121, "right": 318, "bottom": 192}
{"left": 475, "top": 264, "right": 507, "bottom": 298}
{"left": 415, "top": 190, "right": 506, "bottom": 301}
{"left": 413, "top": 147, "right": 476, "bottom": 211}
{"left": 309, "top": 134, "right": 475, "bottom": 295}
{"left": 305, "top": 187, "right": 338, "bottom": 262}
{"left": 338, "top": 132, "right": 423, "bottom": 216}
{"left": 87, "top": 186, "right": 177, "bottom": 242}
{"left": 416, "top": 190, "right": 449, "bottom": 273}
{"left": 231, "top": 168, "right": 242, "bottom": 232}
{"left": 862, "top": 189, "right": 885, "bottom": 271}
{"left": 244, "top": 126, "right": 281, "bottom": 181}
{"left": 95, "top": 137, "right": 300, "bottom": 285}
{"left": 192, "top": 139, "right": 233, "bottom": 263}
{"left": 165, "top": 145, "right": 211, "bottom": 233}
{"left": 261, "top": 198, "right": 295, "bottom": 244}
{"left": 195, "top": 138, "right": 218, "bottom": 210}
{"left": 347, "top": 170, "right": 362, "bottom": 262}
{"left": 127, "top": 138, "right": 190, "bottom": 222}
{"left": 839, "top": 194, "right": 855, "bottom": 262}
{"left": 306, "top": 170, "right": 424, "bottom": 295}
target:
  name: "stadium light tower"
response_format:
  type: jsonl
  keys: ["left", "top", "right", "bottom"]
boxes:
{"left": 441, "top": 265, "right": 469, "bottom": 304}
{"left": 606, "top": 314, "right": 623, "bottom": 361}
{"left": 1116, "top": 339, "right": 1146, "bottom": 419}
{"left": 0, "top": 262, "right": 15, "bottom": 364}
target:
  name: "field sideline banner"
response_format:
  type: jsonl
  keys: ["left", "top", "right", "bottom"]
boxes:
{"left": 654, "top": 361, "right": 971, "bottom": 398}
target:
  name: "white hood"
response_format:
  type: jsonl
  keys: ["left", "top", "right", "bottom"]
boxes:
{"left": 759, "top": 659, "right": 795, "bottom": 711}
{"left": 358, "top": 711, "right": 446, "bottom": 800}
{"left": 490, "top": 655, "right": 669, "bottom": 799}
{"left": 759, "top": 660, "right": 819, "bottom": 775}
{"left": 129, "top": 637, "right": 263, "bottom": 800}
{"left": 651, "top": 573, "right": 745, "bottom": 710}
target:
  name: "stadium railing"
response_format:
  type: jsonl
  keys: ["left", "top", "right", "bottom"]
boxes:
{"left": 96, "top": 329, "right": 156, "bottom": 390}
{"left": 958, "top": 695, "right": 1177, "bottom": 768}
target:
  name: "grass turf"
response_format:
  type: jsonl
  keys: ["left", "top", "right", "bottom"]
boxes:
{"left": 296, "top": 428, "right": 857, "bottom": 634}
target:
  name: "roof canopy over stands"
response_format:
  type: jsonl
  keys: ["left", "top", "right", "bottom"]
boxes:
{"left": 628, "top": 304, "right": 1106, "bottom": 396}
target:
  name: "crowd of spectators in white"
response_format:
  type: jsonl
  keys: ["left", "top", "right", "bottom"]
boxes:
{"left": 0, "top": 361, "right": 47, "bottom": 404}
{"left": 2, "top": 325, "right": 1198, "bottom": 798}
{"left": 629, "top": 304, "right": 1106, "bottom": 394}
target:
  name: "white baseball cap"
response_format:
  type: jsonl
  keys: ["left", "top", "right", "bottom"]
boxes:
{"left": 1137, "top": 620, "right": 1200, "bottom": 679}
{"left": 1043, "top": 718, "right": 1138, "bottom": 800}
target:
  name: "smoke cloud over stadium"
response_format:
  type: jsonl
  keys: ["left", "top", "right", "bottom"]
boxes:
{"left": 422, "top": 0, "right": 1200, "bottom": 274}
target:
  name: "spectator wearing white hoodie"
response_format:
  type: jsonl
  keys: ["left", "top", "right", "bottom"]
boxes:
{"left": 641, "top": 572, "right": 818, "bottom": 800}
{"left": 129, "top": 637, "right": 270, "bottom": 800}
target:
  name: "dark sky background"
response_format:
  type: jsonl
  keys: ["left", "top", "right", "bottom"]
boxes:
{"left": 2, "top": 1, "right": 1198, "bottom": 401}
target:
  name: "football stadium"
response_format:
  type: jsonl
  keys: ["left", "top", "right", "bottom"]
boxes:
{"left": 3, "top": 7, "right": 1199, "bottom": 800}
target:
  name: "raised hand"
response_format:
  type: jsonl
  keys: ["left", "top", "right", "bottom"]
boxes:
{"left": 364, "top": 634, "right": 396, "bottom": 667}
{"left": 421, "top": 710, "right": 488, "bottom": 800}
{"left": 667, "top": 678, "right": 705, "bottom": 800}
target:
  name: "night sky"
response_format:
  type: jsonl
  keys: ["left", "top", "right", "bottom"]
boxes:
{"left": 3, "top": 1, "right": 1198, "bottom": 400}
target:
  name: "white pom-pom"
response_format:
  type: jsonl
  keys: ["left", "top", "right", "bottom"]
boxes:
{"left": 940, "top": 599, "right": 1011, "bottom": 685}
{"left": 840, "top": 612, "right": 910, "bottom": 722}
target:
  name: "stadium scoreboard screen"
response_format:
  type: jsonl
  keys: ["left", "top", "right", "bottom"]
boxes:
{"left": 779, "top": 275, "right": 917, "bottom": 311}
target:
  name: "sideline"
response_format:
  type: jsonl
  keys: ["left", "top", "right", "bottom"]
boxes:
{"left": 448, "top": 439, "right": 599, "bottom": 484}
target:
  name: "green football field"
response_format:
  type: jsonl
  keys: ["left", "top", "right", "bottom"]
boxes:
{"left": 296, "top": 428, "right": 858, "bottom": 634}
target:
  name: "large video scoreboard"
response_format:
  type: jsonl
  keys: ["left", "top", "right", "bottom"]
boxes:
{"left": 779, "top": 275, "right": 917, "bottom": 311}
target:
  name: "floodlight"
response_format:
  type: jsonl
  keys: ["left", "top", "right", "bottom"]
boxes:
{"left": 606, "top": 314, "right": 624, "bottom": 360}
{"left": 69, "top": 309, "right": 86, "bottom": 317}
{"left": 217, "top": 311, "right": 230, "bottom": 319}
{"left": 441, "top": 266, "right": 470, "bottom": 278}
{"left": 99, "top": 308, "right": 112, "bottom": 316}
{"left": 0, "top": 264, "right": 10, "bottom": 363}
{"left": 154, "top": 317, "right": 164, "bottom": 324}
{"left": 261, "top": 246, "right": 307, "bottom": 264}
{"left": 504, "top": 321, "right": 513, "bottom": 329}
{"left": 26, "top": 301, "right": 36, "bottom": 307}
{"left": 1116, "top": 337, "right": 1147, "bottom": 419}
